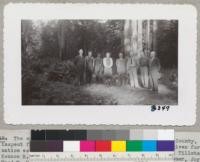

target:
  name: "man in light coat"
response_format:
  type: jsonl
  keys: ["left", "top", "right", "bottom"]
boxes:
{"left": 139, "top": 51, "right": 149, "bottom": 88}
{"left": 149, "top": 51, "right": 161, "bottom": 92}
{"left": 127, "top": 52, "right": 139, "bottom": 88}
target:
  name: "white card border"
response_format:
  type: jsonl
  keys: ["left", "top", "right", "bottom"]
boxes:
{"left": 4, "top": 3, "right": 197, "bottom": 125}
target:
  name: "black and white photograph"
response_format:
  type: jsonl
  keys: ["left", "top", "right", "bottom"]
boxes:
{"left": 4, "top": 4, "right": 196, "bottom": 125}
{"left": 22, "top": 19, "right": 178, "bottom": 105}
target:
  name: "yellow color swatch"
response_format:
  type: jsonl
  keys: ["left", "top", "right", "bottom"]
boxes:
{"left": 111, "top": 141, "right": 126, "bottom": 152}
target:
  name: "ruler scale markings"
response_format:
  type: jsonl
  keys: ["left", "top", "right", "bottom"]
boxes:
{"left": 29, "top": 152, "right": 174, "bottom": 162}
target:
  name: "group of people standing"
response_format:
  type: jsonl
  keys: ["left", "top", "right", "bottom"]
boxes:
{"left": 74, "top": 48, "right": 161, "bottom": 92}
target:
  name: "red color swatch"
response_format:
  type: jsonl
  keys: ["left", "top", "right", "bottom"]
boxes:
{"left": 95, "top": 140, "right": 111, "bottom": 152}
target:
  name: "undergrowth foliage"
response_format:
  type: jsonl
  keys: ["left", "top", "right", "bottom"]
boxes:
{"left": 21, "top": 20, "right": 178, "bottom": 105}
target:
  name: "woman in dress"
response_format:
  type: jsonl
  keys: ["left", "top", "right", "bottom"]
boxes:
{"left": 103, "top": 52, "right": 113, "bottom": 85}
{"left": 103, "top": 52, "right": 113, "bottom": 76}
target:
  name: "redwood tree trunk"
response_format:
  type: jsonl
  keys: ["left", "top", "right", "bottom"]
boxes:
{"left": 124, "top": 20, "right": 143, "bottom": 57}
{"left": 152, "top": 20, "right": 158, "bottom": 52}
{"left": 58, "top": 21, "right": 65, "bottom": 60}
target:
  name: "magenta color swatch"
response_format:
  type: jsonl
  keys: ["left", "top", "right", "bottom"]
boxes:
{"left": 80, "top": 141, "right": 96, "bottom": 152}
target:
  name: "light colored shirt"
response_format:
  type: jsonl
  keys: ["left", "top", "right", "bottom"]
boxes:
{"left": 103, "top": 57, "right": 113, "bottom": 68}
{"left": 127, "top": 56, "right": 138, "bottom": 71}
{"left": 116, "top": 58, "right": 126, "bottom": 74}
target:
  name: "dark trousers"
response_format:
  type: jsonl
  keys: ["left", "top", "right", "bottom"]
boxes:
{"left": 119, "top": 74, "right": 126, "bottom": 86}
{"left": 77, "top": 69, "right": 84, "bottom": 85}
{"left": 86, "top": 69, "right": 93, "bottom": 83}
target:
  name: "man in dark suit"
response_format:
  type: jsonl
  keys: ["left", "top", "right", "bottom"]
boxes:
{"left": 85, "top": 51, "right": 94, "bottom": 84}
{"left": 74, "top": 49, "right": 85, "bottom": 85}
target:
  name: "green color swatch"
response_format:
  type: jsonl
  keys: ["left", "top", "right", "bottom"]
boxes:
{"left": 126, "top": 140, "right": 142, "bottom": 151}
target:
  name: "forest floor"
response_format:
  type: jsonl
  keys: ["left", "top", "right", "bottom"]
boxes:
{"left": 31, "top": 81, "right": 178, "bottom": 105}
{"left": 24, "top": 60, "right": 178, "bottom": 105}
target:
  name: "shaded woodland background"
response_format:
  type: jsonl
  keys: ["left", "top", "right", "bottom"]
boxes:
{"left": 21, "top": 20, "right": 178, "bottom": 105}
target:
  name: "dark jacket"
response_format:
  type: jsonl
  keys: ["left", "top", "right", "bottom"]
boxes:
{"left": 74, "top": 55, "right": 85, "bottom": 71}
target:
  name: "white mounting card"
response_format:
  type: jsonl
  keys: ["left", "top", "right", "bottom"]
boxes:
{"left": 4, "top": 3, "right": 197, "bottom": 125}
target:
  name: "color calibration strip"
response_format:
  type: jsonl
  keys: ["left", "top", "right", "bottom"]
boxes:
{"left": 30, "top": 130, "right": 174, "bottom": 152}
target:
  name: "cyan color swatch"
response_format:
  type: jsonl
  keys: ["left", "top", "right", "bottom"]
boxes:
{"left": 142, "top": 140, "right": 157, "bottom": 151}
